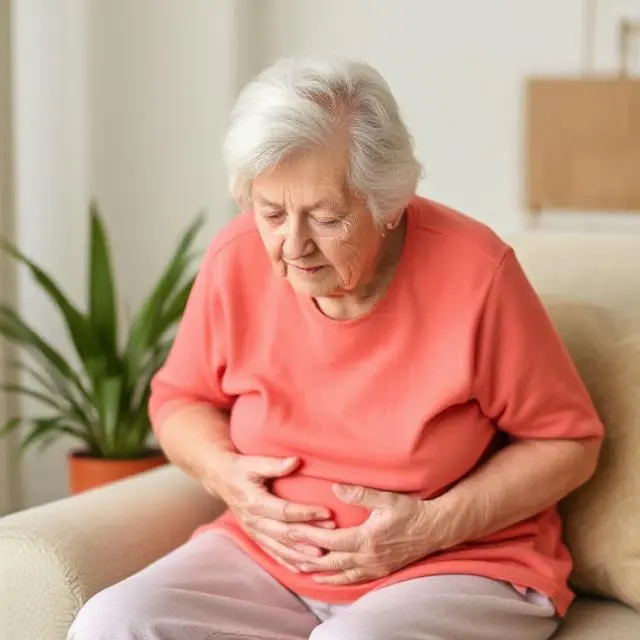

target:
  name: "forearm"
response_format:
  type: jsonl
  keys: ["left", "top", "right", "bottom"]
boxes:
{"left": 155, "top": 403, "right": 236, "bottom": 483}
{"left": 430, "top": 438, "right": 601, "bottom": 550}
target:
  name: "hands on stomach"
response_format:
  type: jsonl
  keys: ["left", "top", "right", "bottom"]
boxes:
{"left": 204, "top": 453, "right": 369, "bottom": 572}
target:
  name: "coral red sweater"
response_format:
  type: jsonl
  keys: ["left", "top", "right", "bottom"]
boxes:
{"left": 149, "top": 196, "right": 603, "bottom": 617}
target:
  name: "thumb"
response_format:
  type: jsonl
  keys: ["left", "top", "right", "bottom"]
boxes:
{"left": 248, "top": 456, "right": 300, "bottom": 479}
{"left": 333, "top": 484, "right": 393, "bottom": 508}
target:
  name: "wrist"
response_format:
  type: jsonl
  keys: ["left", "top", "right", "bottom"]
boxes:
{"left": 199, "top": 445, "right": 237, "bottom": 485}
{"left": 423, "top": 491, "right": 469, "bottom": 552}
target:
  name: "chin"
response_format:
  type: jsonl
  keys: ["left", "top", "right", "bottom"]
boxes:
{"left": 287, "top": 277, "right": 335, "bottom": 298}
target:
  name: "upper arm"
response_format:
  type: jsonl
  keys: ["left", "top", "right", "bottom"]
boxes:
{"left": 473, "top": 248, "right": 604, "bottom": 444}
{"left": 148, "top": 244, "right": 234, "bottom": 431}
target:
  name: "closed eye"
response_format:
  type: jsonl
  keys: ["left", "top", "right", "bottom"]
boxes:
{"left": 314, "top": 217, "right": 341, "bottom": 227}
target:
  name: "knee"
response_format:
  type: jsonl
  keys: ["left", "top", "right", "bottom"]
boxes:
{"left": 67, "top": 582, "right": 157, "bottom": 639}
{"left": 309, "top": 616, "right": 386, "bottom": 640}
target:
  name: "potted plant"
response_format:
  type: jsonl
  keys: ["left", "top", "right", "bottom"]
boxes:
{"left": 0, "top": 202, "right": 204, "bottom": 493}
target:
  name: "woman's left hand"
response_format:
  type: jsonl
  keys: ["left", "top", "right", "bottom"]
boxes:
{"left": 287, "top": 484, "right": 444, "bottom": 585}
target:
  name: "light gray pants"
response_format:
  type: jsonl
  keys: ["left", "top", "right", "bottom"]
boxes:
{"left": 68, "top": 531, "right": 560, "bottom": 640}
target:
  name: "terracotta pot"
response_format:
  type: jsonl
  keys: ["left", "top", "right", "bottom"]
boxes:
{"left": 68, "top": 448, "right": 167, "bottom": 494}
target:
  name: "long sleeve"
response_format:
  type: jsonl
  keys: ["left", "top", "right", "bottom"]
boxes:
{"left": 473, "top": 248, "right": 604, "bottom": 442}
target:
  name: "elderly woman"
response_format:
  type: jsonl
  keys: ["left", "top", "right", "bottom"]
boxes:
{"left": 69, "top": 57, "right": 603, "bottom": 640}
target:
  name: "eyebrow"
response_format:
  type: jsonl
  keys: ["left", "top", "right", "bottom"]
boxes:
{"left": 254, "top": 195, "right": 345, "bottom": 214}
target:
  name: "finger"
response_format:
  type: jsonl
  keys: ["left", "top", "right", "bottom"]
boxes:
{"left": 333, "top": 484, "right": 396, "bottom": 509}
{"left": 244, "top": 455, "right": 300, "bottom": 480}
{"left": 251, "top": 530, "right": 323, "bottom": 565}
{"left": 254, "top": 540, "right": 300, "bottom": 574}
{"left": 314, "top": 520, "right": 336, "bottom": 529}
{"left": 289, "top": 524, "right": 361, "bottom": 551}
{"left": 246, "top": 516, "right": 324, "bottom": 556}
{"left": 299, "top": 552, "right": 356, "bottom": 573}
{"left": 293, "top": 543, "right": 323, "bottom": 557}
{"left": 248, "top": 490, "right": 330, "bottom": 523}
{"left": 312, "top": 568, "right": 369, "bottom": 585}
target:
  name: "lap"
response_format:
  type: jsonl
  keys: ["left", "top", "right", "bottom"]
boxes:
{"left": 67, "top": 531, "right": 318, "bottom": 640}
{"left": 68, "top": 531, "right": 559, "bottom": 640}
{"left": 310, "top": 575, "right": 559, "bottom": 640}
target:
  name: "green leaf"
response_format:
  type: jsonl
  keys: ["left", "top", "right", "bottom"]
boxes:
{"left": 0, "top": 206, "right": 204, "bottom": 459}
{"left": 126, "top": 213, "right": 204, "bottom": 379}
{"left": 0, "top": 305, "right": 90, "bottom": 401}
{"left": 37, "top": 359, "right": 93, "bottom": 423}
{"left": 9, "top": 359, "right": 59, "bottom": 397}
{"left": 0, "top": 236, "right": 102, "bottom": 366}
{"left": 0, "top": 416, "right": 22, "bottom": 437}
{"left": 19, "top": 417, "right": 96, "bottom": 453}
{"left": 94, "top": 376, "right": 123, "bottom": 453}
{"left": 0, "top": 383, "right": 66, "bottom": 412}
{"left": 120, "top": 410, "right": 151, "bottom": 456}
{"left": 88, "top": 202, "right": 118, "bottom": 356}
{"left": 20, "top": 418, "right": 59, "bottom": 451}
{"left": 4, "top": 333, "right": 99, "bottom": 446}
{"left": 159, "top": 276, "right": 196, "bottom": 329}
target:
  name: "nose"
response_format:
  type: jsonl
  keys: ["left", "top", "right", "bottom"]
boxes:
{"left": 282, "top": 216, "right": 313, "bottom": 259}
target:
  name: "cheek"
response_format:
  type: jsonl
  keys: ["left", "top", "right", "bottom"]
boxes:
{"left": 320, "top": 240, "right": 364, "bottom": 278}
{"left": 259, "top": 231, "right": 283, "bottom": 262}
{"left": 256, "top": 229, "right": 286, "bottom": 275}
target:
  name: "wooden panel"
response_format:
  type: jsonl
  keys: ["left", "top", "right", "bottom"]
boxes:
{"left": 526, "top": 78, "right": 640, "bottom": 211}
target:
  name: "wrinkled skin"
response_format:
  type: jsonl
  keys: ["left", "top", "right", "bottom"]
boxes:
{"left": 286, "top": 483, "right": 440, "bottom": 585}
{"left": 208, "top": 454, "right": 336, "bottom": 573}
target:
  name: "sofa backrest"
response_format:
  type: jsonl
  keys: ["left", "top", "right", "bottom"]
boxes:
{"left": 510, "top": 231, "right": 640, "bottom": 611}
{"left": 510, "top": 232, "right": 640, "bottom": 314}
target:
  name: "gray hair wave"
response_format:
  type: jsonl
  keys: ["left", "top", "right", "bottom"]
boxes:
{"left": 223, "top": 56, "right": 422, "bottom": 225}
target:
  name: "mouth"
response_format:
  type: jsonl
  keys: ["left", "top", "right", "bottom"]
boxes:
{"left": 290, "top": 265, "right": 324, "bottom": 273}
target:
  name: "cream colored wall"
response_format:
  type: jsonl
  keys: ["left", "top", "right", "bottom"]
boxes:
{"left": 89, "top": 0, "right": 247, "bottom": 308}
{"left": 12, "top": 0, "right": 254, "bottom": 509}
{"left": 10, "top": 0, "right": 640, "bottom": 509}
{"left": 12, "top": 0, "right": 91, "bottom": 508}
{"left": 0, "top": 0, "right": 17, "bottom": 515}
{"left": 257, "top": 0, "right": 640, "bottom": 236}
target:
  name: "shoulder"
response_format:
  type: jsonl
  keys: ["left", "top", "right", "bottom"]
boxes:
{"left": 199, "top": 210, "right": 270, "bottom": 278}
{"left": 205, "top": 210, "right": 263, "bottom": 262}
{"left": 408, "top": 195, "right": 510, "bottom": 269}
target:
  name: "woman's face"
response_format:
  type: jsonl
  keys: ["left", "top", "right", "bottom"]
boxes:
{"left": 251, "top": 147, "right": 386, "bottom": 299}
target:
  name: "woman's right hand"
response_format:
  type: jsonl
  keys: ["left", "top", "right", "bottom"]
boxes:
{"left": 204, "top": 453, "right": 333, "bottom": 573}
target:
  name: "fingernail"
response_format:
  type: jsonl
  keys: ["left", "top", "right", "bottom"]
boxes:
{"left": 300, "top": 564, "right": 313, "bottom": 572}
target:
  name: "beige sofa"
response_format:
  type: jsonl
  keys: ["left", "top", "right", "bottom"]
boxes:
{"left": 1, "top": 232, "right": 640, "bottom": 639}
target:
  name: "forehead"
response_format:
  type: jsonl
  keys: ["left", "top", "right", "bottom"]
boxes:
{"left": 252, "top": 148, "right": 349, "bottom": 206}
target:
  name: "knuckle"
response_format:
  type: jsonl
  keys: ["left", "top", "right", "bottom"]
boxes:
{"left": 282, "top": 527, "right": 301, "bottom": 543}
{"left": 280, "top": 501, "right": 294, "bottom": 521}
{"left": 352, "top": 486, "right": 366, "bottom": 502}
{"left": 242, "top": 511, "right": 257, "bottom": 527}
{"left": 239, "top": 496, "right": 256, "bottom": 513}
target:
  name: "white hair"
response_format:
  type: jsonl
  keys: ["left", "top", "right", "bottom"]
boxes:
{"left": 223, "top": 56, "right": 422, "bottom": 225}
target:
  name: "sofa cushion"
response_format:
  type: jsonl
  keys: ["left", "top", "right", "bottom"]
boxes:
{"left": 553, "top": 598, "right": 640, "bottom": 639}
{"left": 543, "top": 297, "right": 640, "bottom": 611}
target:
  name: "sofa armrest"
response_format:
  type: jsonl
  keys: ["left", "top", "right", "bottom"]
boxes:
{"left": 0, "top": 465, "right": 226, "bottom": 640}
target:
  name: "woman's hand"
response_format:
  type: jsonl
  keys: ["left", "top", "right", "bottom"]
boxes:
{"left": 205, "top": 453, "right": 334, "bottom": 572}
{"left": 286, "top": 484, "right": 442, "bottom": 585}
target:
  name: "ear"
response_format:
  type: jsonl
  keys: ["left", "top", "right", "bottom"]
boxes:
{"left": 385, "top": 207, "right": 407, "bottom": 230}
